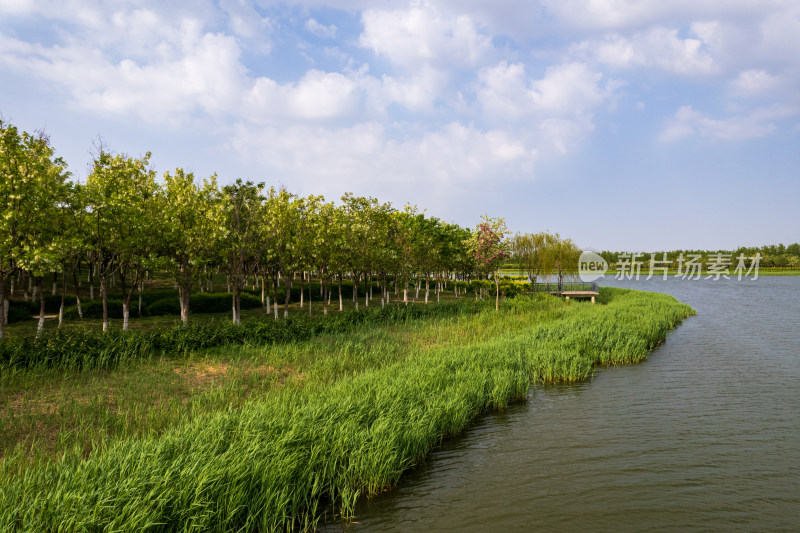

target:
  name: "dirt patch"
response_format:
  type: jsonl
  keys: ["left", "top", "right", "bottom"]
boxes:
{"left": 6, "top": 394, "right": 61, "bottom": 416}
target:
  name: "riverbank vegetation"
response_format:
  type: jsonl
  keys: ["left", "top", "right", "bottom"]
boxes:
{"left": 598, "top": 244, "right": 800, "bottom": 271}
{"left": 0, "top": 288, "right": 694, "bottom": 530}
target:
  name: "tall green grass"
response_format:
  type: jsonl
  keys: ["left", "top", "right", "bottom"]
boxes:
{"left": 0, "top": 288, "right": 694, "bottom": 531}
{"left": 0, "top": 300, "right": 490, "bottom": 374}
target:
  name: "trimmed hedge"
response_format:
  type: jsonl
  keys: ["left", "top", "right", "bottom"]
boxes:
{"left": 147, "top": 292, "right": 263, "bottom": 317}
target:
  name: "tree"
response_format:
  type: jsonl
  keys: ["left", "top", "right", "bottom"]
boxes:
{"left": 1, "top": 125, "right": 70, "bottom": 336}
{"left": 392, "top": 208, "right": 419, "bottom": 305}
{"left": 86, "top": 150, "right": 158, "bottom": 331}
{"left": 0, "top": 120, "right": 27, "bottom": 338}
{"left": 159, "top": 169, "right": 226, "bottom": 324}
{"left": 511, "top": 232, "right": 546, "bottom": 282}
{"left": 469, "top": 216, "right": 509, "bottom": 311}
{"left": 222, "top": 180, "right": 265, "bottom": 325}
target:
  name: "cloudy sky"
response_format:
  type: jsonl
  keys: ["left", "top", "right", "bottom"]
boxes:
{"left": 1, "top": 0, "right": 798, "bottom": 251}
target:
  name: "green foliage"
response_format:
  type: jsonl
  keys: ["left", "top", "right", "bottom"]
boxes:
{"left": 0, "top": 300, "right": 490, "bottom": 372}
{"left": 0, "top": 289, "right": 694, "bottom": 530}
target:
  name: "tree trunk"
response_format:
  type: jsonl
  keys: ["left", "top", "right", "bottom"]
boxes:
{"left": 272, "top": 276, "right": 278, "bottom": 320}
{"left": 179, "top": 286, "right": 190, "bottom": 324}
{"left": 100, "top": 272, "right": 109, "bottom": 332}
{"left": 236, "top": 285, "right": 242, "bottom": 325}
{"left": 231, "top": 277, "right": 242, "bottom": 325}
{"left": 72, "top": 266, "right": 83, "bottom": 319}
{"left": 52, "top": 272, "right": 58, "bottom": 296}
{"left": 122, "top": 300, "right": 130, "bottom": 331}
{"left": 179, "top": 262, "right": 191, "bottom": 325}
{"left": 58, "top": 268, "right": 66, "bottom": 329}
{"left": 322, "top": 278, "right": 328, "bottom": 315}
{"left": 36, "top": 277, "right": 45, "bottom": 337}
{"left": 300, "top": 273, "right": 304, "bottom": 309}
{"left": 495, "top": 271, "right": 500, "bottom": 312}
{"left": 338, "top": 274, "right": 343, "bottom": 312}
{"left": 138, "top": 282, "right": 143, "bottom": 317}
{"left": 425, "top": 277, "right": 429, "bottom": 304}
{"left": 261, "top": 275, "right": 266, "bottom": 307}
{"left": 283, "top": 274, "right": 291, "bottom": 318}
{"left": 0, "top": 274, "right": 7, "bottom": 339}
{"left": 309, "top": 277, "right": 314, "bottom": 316}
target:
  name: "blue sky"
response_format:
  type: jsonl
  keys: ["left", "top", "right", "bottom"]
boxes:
{"left": 1, "top": 0, "right": 798, "bottom": 251}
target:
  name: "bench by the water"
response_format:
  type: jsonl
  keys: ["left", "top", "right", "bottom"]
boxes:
{"left": 529, "top": 282, "right": 599, "bottom": 303}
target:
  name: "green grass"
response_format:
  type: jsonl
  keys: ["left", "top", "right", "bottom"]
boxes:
{"left": 0, "top": 288, "right": 694, "bottom": 531}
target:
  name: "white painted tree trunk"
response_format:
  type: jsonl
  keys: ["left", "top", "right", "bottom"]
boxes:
{"left": 273, "top": 300, "right": 278, "bottom": 320}
{"left": 122, "top": 302, "right": 130, "bottom": 331}
{"left": 3, "top": 298, "right": 8, "bottom": 327}
{"left": 76, "top": 296, "right": 83, "bottom": 319}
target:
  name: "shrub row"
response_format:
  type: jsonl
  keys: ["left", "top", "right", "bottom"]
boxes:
{"left": 0, "top": 299, "right": 491, "bottom": 372}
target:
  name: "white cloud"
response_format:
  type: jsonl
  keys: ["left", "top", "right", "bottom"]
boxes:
{"left": 572, "top": 26, "right": 717, "bottom": 75}
{"left": 538, "top": 0, "right": 785, "bottom": 33}
{"left": 479, "top": 62, "right": 614, "bottom": 118}
{"left": 220, "top": 0, "right": 271, "bottom": 40}
{"left": 359, "top": 1, "right": 492, "bottom": 69}
{"left": 229, "top": 121, "right": 538, "bottom": 199}
{"left": 244, "top": 69, "right": 361, "bottom": 122}
{"left": 0, "top": 23, "right": 245, "bottom": 125}
{"left": 305, "top": 18, "right": 337, "bottom": 39}
{"left": 477, "top": 61, "right": 617, "bottom": 154}
{"left": 730, "top": 69, "right": 782, "bottom": 96}
{"left": 660, "top": 104, "right": 798, "bottom": 142}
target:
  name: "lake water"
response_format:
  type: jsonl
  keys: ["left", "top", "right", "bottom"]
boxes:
{"left": 322, "top": 276, "right": 800, "bottom": 532}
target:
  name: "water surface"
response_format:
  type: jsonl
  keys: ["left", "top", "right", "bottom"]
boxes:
{"left": 323, "top": 276, "right": 800, "bottom": 532}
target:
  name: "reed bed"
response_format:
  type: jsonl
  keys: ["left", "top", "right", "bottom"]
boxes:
{"left": 0, "top": 288, "right": 694, "bottom": 531}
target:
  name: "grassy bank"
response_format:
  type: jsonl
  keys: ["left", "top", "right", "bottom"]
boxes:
{"left": 0, "top": 288, "right": 694, "bottom": 531}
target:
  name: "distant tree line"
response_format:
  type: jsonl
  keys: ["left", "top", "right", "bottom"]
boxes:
{"left": 598, "top": 245, "right": 800, "bottom": 269}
